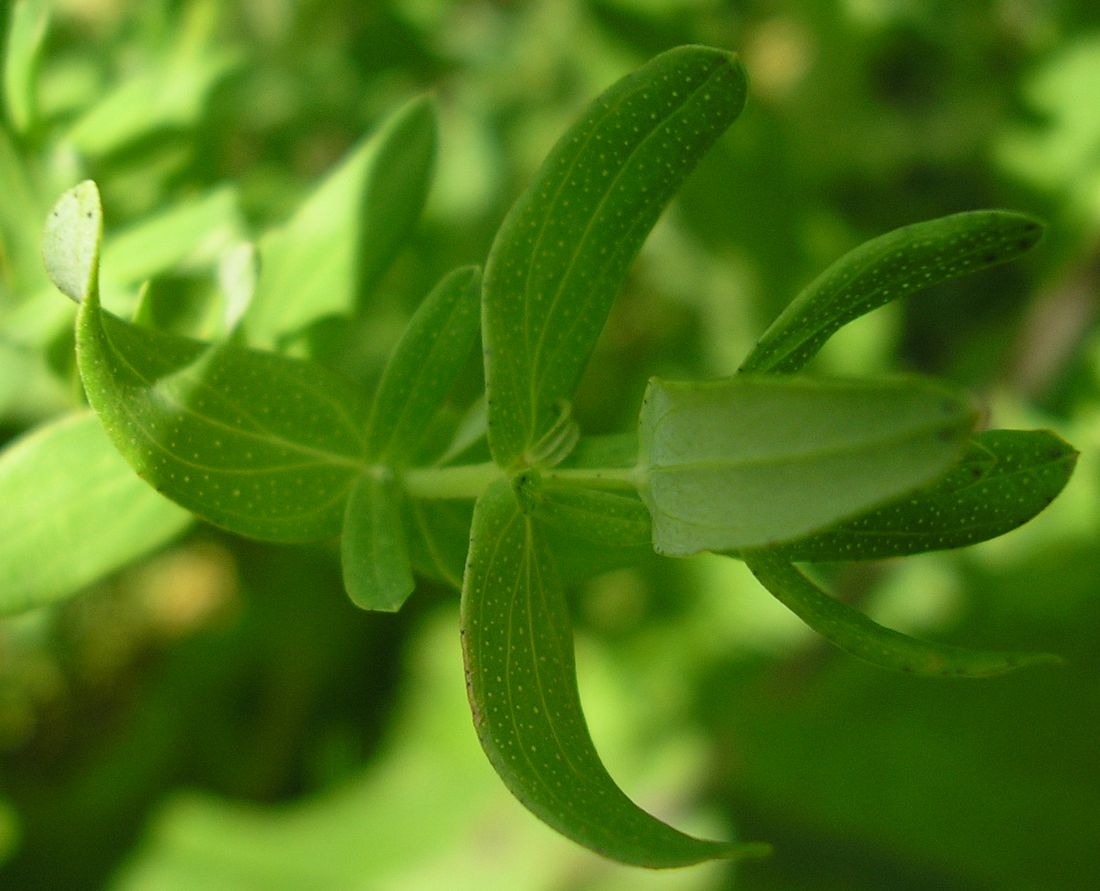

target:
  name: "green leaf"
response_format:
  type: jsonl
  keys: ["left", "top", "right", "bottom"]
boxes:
{"left": 403, "top": 497, "right": 472, "bottom": 589}
{"left": 460, "top": 480, "right": 769, "bottom": 866}
{"left": 3, "top": 0, "right": 50, "bottom": 134}
{"left": 100, "top": 186, "right": 244, "bottom": 287}
{"left": 41, "top": 179, "right": 102, "bottom": 303}
{"left": 342, "top": 473, "right": 415, "bottom": 611}
{"left": 532, "top": 483, "right": 651, "bottom": 550}
{"left": 740, "top": 211, "right": 1045, "bottom": 374}
{"left": 42, "top": 182, "right": 369, "bottom": 542}
{"left": 364, "top": 266, "right": 481, "bottom": 463}
{"left": 61, "top": 11, "right": 238, "bottom": 158}
{"left": 774, "top": 429, "right": 1078, "bottom": 561}
{"left": 638, "top": 376, "right": 977, "bottom": 556}
{"left": 248, "top": 96, "right": 437, "bottom": 347}
{"left": 483, "top": 45, "right": 748, "bottom": 469}
{"left": 743, "top": 551, "right": 1062, "bottom": 677}
{"left": 0, "top": 411, "right": 191, "bottom": 615}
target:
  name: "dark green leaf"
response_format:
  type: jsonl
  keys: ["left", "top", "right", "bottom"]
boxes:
{"left": 364, "top": 266, "right": 481, "bottom": 463}
{"left": 774, "top": 430, "right": 1078, "bottom": 561}
{"left": 0, "top": 411, "right": 191, "bottom": 615}
{"left": 743, "top": 551, "right": 1062, "bottom": 677}
{"left": 403, "top": 497, "right": 472, "bottom": 589}
{"left": 342, "top": 473, "right": 415, "bottom": 611}
{"left": 638, "top": 375, "right": 976, "bottom": 556}
{"left": 460, "top": 480, "right": 769, "bottom": 866}
{"left": 483, "top": 46, "right": 748, "bottom": 468}
{"left": 740, "top": 211, "right": 1045, "bottom": 374}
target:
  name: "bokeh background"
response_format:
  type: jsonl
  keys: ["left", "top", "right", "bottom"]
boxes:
{"left": 1, "top": 1, "right": 1099, "bottom": 888}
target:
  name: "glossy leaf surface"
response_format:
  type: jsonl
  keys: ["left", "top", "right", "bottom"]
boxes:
{"left": 364, "top": 266, "right": 481, "bottom": 463}
{"left": 483, "top": 45, "right": 748, "bottom": 468}
{"left": 740, "top": 211, "right": 1045, "bottom": 374}
{"left": 743, "top": 551, "right": 1061, "bottom": 677}
{"left": 342, "top": 474, "right": 415, "bottom": 611}
{"left": 774, "top": 429, "right": 1077, "bottom": 561}
{"left": 639, "top": 376, "right": 977, "bottom": 556}
{"left": 0, "top": 411, "right": 191, "bottom": 615}
{"left": 460, "top": 480, "right": 768, "bottom": 866}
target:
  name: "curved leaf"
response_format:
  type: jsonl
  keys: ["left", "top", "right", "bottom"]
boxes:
{"left": 460, "top": 480, "right": 769, "bottom": 866}
{"left": 42, "top": 182, "right": 370, "bottom": 542}
{"left": 774, "top": 429, "right": 1078, "bottom": 561}
{"left": 743, "top": 551, "right": 1061, "bottom": 677}
{"left": 0, "top": 411, "right": 191, "bottom": 615}
{"left": 740, "top": 211, "right": 1045, "bottom": 374}
{"left": 483, "top": 46, "right": 748, "bottom": 469}
{"left": 638, "top": 375, "right": 977, "bottom": 556}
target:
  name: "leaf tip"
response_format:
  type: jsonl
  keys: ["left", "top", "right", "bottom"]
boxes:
{"left": 42, "top": 179, "right": 103, "bottom": 304}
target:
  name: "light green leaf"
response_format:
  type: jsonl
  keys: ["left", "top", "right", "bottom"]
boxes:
{"left": 774, "top": 429, "right": 1078, "bottom": 561}
{"left": 248, "top": 96, "right": 437, "bottom": 346}
{"left": 42, "top": 182, "right": 369, "bottom": 542}
{"left": 740, "top": 211, "right": 1045, "bottom": 374}
{"left": 342, "top": 474, "right": 415, "bottom": 611}
{"left": 483, "top": 45, "right": 748, "bottom": 469}
{"left": 364, "top": 266, "right": 480, "bottom": 463}
{"left": 62, "top": 9, "right": 238, "bottom": 159}
{"left": 743, "top": 551, "right": 1061, "bottom": 677}
{"left": 460, "top": 479, "right": 769, "bottom": 866}
{"left": 100, "top": 186, "right": 244, "bottom": 287}
{"left": 41, "top": 179, "right": 102, "bottom": 303}
{"left": 3, "top": 0, "right": 50, "bottom": 134}
{"left": 638, "top": 376, "right": 977, "bottom": 556}
{"left": 0, "top": 411, "right": 191, "bottom": 615}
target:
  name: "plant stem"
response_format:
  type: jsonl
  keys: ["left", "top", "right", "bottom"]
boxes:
{"left": 399, "top": 461, "right": 640, "bottom": 501}
{"left": 401, "top": 461, "right": 501, "bottom": 500}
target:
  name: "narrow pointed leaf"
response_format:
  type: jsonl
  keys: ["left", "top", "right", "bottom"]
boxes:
{"left": 461, "top": 480, "right": 768, "bottom": 866}
{"left": 364, "top": 266, "right": 481, "bottom": 462}
{"left": 249, "top": 96, "right": 436, "bottom": 346}
{"left": 483, "top": 46, "right": 748, "bottom": 468}
{"left": 638, "top": 376, "right": 977, "bottom": 556}
{"left": 3, "top": 0, "right": 50, "bottom": 134}
{"left": 0, "top": 411, "right": 191, "bottom": 615}
{"left": 342, "top": 474, "right": 415, "bottom": 611}
{"left": 43, "top": 183, "right": 369, "bottom": 541}
{"left": 774, "top": 429, "right": 1078, "bottom": 561}
{"left": 740, "top": 211, "right": 1045, "bottom": 374}
{"left": 743, "top": 551, "right": 1061, "bottom": 677}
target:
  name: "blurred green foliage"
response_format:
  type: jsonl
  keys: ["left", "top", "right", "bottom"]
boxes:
{"left": 1, "top": 1, "right": 1098, "bottom": 888}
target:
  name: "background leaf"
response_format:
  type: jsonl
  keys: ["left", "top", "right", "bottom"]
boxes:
{"left": 247, "top": 96, "right": 437, "bottom": 347}
{"left": 0, "top": 411, "right": 191, "bottom": 615}
{"left": 341, "top": 473, "right": 414, "bottom": 612}
{"left": 2, "top": 0, "right": 49, "bottom": 135}
{"left": 639, "top": 375, "right": 977, "bottom": 556}
{"left": 364, "top": 265, "right": 480, "bottom": 463}
{"left": 460, "top": 480, "right": 769, "bottom": 866}
{"left": 482, "top": 46, "right": 748, "bottom": 468}
{"left": 773, "top": 429, "right": 1078, "bottom": 561}
{"left": 743, "top": 551, "right": 1061, "bottom": 677}
{"left": 739, "top": 211, "right": 1045, "bottom": 374}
